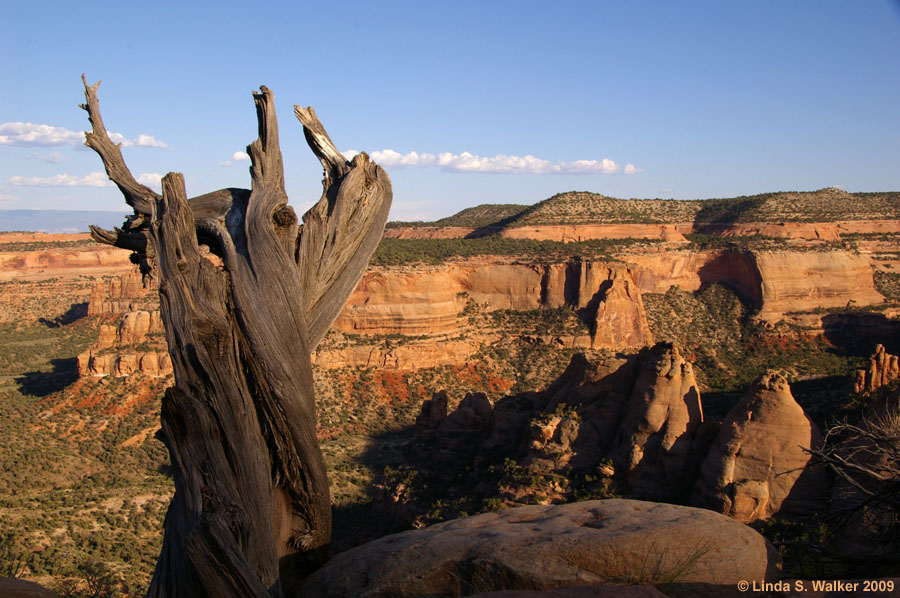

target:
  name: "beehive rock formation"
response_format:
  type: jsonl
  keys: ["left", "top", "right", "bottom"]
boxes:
{"left": 691, "top": 371, "right": 828, "bottom": 523}
{"left": 610, "top": 343, "right": 704, "bottom": 501}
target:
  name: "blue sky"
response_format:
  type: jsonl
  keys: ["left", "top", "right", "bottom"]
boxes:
{"left": 1, "top": 1, "right": 899, "bottom": 222}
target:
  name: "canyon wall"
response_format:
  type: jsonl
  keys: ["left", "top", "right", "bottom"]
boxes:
{"left": 0, "top": 233, "right": 133, "bottom": 282}
{"left": 386, "top": 219, "right": 900, "bottom": 243}
{"left": 3, "top": 231, "right": 885, "bottom": 376}
{"left": 625, "top": 248, "right": 882, "bottom": 321}
{"left": 70, "top": 247, "right": 885, "bottom": 375}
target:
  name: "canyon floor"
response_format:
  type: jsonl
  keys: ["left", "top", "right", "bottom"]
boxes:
{"left": 2, "top": 189, "right": 899, "bottom": 595}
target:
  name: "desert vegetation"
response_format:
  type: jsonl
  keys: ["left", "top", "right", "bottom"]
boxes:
{"left": 371, "top": 236, "right": 659, "bottom": 266}
{"left": 387, "top": 189, "right": 900, "bottom": 230}
{"left": 2, "top": 182, "right": 900, "bottom": 594}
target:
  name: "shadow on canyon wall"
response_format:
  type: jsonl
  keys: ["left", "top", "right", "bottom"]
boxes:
{"left": 822, "top": 312, "right": 900, "bottom": 356}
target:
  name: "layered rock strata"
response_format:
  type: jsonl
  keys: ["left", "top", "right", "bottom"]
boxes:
{"left": 70, "top": 248, "right": 884, "bottom": 375}
{"left": 77, "top": 269, "right": 170, "bottom": 378}
{"left": 77, "top": 350, "right": 173, "bottom": 378}
{"left": 333, "top": 259, "right": 651, "bottom": 349}
{"left": 385, "top": 219, "right": 900, "bottom": 243}
{"left": 0, "top": 240, "right": 133, "bottom": 278}
{"left": 87, "top": 270, "right": 156, "bottom": 316}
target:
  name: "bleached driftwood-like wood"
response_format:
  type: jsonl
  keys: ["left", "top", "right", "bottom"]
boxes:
{"left": 81, "top": 77, "right": 392, "bottom": 597}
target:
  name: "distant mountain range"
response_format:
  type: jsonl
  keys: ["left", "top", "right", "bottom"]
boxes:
{"left": 0, "top": 210, "right": 129, "bottom": 233}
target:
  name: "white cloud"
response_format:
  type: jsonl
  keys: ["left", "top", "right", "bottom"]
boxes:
{"left": 0, "top": 122, "right": 83, "bottom": 147}
{"left": 107, "top": 132, "right": 167, "bottom": 148}
{"left": 220, "top": 150, "right": 251, "bottom": 166}
{"left": 623, "top": 163, "right": 644, "bottom": 175}
{"left": 0, "top": 122, "right": 166, "bottom": 149}
{"left": 7, "top": 172, "right": 114, "bottom": 187}
{"left": 344, "top": 148, "right": 628, "bottom": 175}
{"left": 137, "top": 172, "right": 163, "bottom": 190}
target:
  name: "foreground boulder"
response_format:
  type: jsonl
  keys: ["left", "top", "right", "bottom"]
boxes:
{"left": 691, "top": 371, "right": 828, "bottom": 523}
{"left": 299, "top": 500, "right": 780, "bottom": 598}
{"left": 469, "top": 587, "right": 667, "bottom": 598}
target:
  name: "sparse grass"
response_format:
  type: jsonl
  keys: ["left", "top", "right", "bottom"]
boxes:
{"left": 0, "top": 239, "right": 100, "bottom": 252}
{"left": 874, "top": 271, "right": 900, "bottom": 302}
{"left": 561, "top": 540, "right": 714, "bottom": 596}
{"left": 386, "top": 190, "right": 900, "bottom": 232}
{"left": 371, "top": 236, "right": 657, "bottom": 266}
{"left": 508, "top": 189, "right": 900, "bottom": 227}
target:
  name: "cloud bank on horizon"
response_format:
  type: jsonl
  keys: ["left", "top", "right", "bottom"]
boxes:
{"left": 343, "top": 149, "right": 641, "bottom": 176}
{"left": 2, "top": 120, "right": 638, "bottom": 197}
{"left": 8, "top": 170, "right": 165, "bottom": 190}
{"left": 0, "top": 122, "right": 167, "bottom": 149}
{"left": 1, "top": 121, "right": 167, "bottom": 193}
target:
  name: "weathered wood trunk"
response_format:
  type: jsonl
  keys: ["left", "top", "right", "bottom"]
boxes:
{"left": 80, "top": 77, "right": 392, "bottom": 596}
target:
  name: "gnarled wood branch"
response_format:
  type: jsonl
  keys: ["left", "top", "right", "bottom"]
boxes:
{"left": 82, "top": 78, "right": 392, "bottom": 596}
{"left": 80, "top": 75, "right": 160, "bottom": 215}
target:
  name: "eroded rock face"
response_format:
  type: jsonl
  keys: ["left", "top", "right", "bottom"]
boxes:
{"left": 117, "top": 310, "right": 164, "bottom": 345}
{"left": 610, "top": 343, "right": 704, "bottom": 501}
{"left": 87, "top": 270, "right": 155, "bottom": 316}
{"left": 754, "top": 251, "right": 883, "bottom": 322}
{"left": 412, "top": 344, "right": 716, "bottom": 503}
{"left": 415, "top": 390, "right": 450, "bottom": 435}
{"left": 691, "top": 371, "right": 828, "bottom": 523}
{"left": 624, "top": 248, "right": 884, "bottom": 324}
{"left": 332, "top": 259, "right": 651, "bottom": 352}
{"left": 578, "top": 265, "right": 653, "bottom": 350}
{"left": 299, "top": 500, "right": 780, "bottom": 598}
{"left": 855, "top": 344, "right": 900, "bottom": 394}
{"left": 77, "top": 349, "right": 172, "bottom": 378}
{"left": 520, "top": 353, "right": 637, "bottom": 474}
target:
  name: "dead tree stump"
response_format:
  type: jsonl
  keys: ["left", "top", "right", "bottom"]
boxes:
{"left": 80, "top": 76, "right": 392, "bottom": 597}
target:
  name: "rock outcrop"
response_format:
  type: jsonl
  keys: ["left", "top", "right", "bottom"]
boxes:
{"left": 386, "top": 219, "right": 900, "bottom": 243}
{"left": 76, "top": 269, "right": 169, "bottom": 378}
{"left": 0, "top": 238, "right": 133, "bottom": 275}
{"left": 753, "top": 251, "right": 883, "bottom": 322}
{"left": 571, "top": 264, "right": 652, "bottom": 349}
{"left": 299, "top": 500, "right": 780, "bottom": 598}
{"left": 691, "top": 371, "right": 828, "bottom": 523}
{"left": 77, "top": 349, "right": 172, "bottom": 378}
{"left": 333, "top": 259, "right": 652, "bottom": 349}
{"left": 626, "top": 248, "right": 884, "bottom": 323}
{"left": 610, "top": 343, "right": 704, "bottom": 501}
{"left": 87, "top": 271, "right": 155, "bottom": 316}
{"left": 855, "top": 344, "right": 900, "bottom": 394}
{"left": 410, "top": 344, "right": 712, "bottom": 503}
{"left": 63, "top": 247, "right": 886, "bottom": 375}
